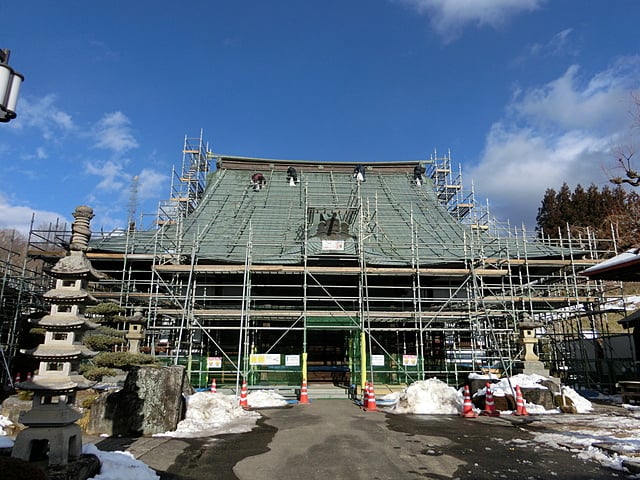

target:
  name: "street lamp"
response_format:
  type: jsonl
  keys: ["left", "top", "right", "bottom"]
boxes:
{"left": 0, "top": 49, "right": 24, "bottom": 123}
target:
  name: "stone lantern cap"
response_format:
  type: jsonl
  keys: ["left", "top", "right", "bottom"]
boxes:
{"left": 517, "top": 313, "right": 542, "bottom": 329}
{"left": 126, "top": 307, "right": 146, "bottom": 324}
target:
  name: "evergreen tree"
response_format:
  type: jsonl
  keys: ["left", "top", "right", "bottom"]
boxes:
{"left": 535, "top": 188, "right": 559, "bottom": 236}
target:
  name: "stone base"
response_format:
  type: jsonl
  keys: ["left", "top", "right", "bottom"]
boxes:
{"left": 518, "top": 361, "right": 550, "bottom": 377}
{"left": 12, "top": 423, "right": 82, "bottom": 466}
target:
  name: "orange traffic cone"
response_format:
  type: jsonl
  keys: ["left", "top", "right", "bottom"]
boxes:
{"left": 365, "top": 382, "right": 377, "bottom": 412}
{"left": 26, "top": 372, "right": 32, "bottom": 382}
{"left": 299, "top": 380, "right": 310, "bottom": 404}
{"left": 460, "top": 385, "right": 478, "bottom": 418}
{"left": 14, "top": 372, "right": 20, "bottom": 384}
{"left": 239, "top": 379, "right": 248, "bottom": 408}
{"left": 514, "top": 385, "right": 529, "bottom": 416}
{"left": 481, "top": 382, "right": 500, "bottom": 417}
{"left": 210, "top": 378, "right": 217, "bottom": 393}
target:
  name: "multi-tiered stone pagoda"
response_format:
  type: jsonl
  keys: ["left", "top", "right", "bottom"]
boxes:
{"left": 12, "top": 206, "right": 101, "bottom": 466}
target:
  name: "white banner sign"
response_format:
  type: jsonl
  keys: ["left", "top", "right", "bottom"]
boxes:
{"left": 321, "top": 240, "right": 345, "bottom": 251}
{"left": 371, "top": 354, "right": 385, "bottom": 366}
{"left": 285, "top": 354, "right": 300, "bottom": 366}
{"left": 402, "top": 354, "right": 418, "bottom": 367}
{"left": 207, "top": 357, "right": 222, "bottom": 368}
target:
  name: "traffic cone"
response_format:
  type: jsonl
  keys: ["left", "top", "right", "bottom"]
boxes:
{"left": 299, "top": 379, "right": 310, "bottom": 404}
{"left": 365, "top": 382, "right": 377, "bottom": 412}
{"left": 210, "top": 378, "right": 217, "bottom": 393}
{"left": 26, "top": 372, "right": 32, "bottom": 382}
{"left": 460, "top": 385, "right": 478, "bottom": 418}
{"left": 481, "top": 382, "right": 500, "bottom": 416}
{"left": 239, "top": 380, "right": 248, "bottom": 408}
{"left": 14, "top": 372, "right": 20, "bottom": 384}
{"left": 514, "top": 385, "right": 529, "bottom": 416}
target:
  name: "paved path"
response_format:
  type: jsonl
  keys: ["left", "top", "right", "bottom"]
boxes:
{"left": 101, "top": 400, "right": 626, "bottom": 479}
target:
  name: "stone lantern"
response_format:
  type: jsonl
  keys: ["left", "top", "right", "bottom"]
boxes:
{"left": 12, "top": 206, "right": 101, "bottom": 466}
{"left": 126, "top": 307, "right": 145, "bottom": 354}
{"left": 518, "top": 312, "right": 549, "bottom": 376}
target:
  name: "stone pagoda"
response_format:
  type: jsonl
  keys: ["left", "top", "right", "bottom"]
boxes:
{"left": 12, "top": 206, "right": 101, "bottom": 466}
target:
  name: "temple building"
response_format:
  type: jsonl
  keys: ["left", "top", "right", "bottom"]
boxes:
{"left": 64, "top": 133, "right": 623, "bottom": 395}
{"left": 13, "top": 133, "right": 627, "bottom": 398}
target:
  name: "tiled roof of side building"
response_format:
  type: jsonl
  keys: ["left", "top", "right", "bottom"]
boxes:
{"left": 89, "top": 157, "right": 568, "bottom": 266}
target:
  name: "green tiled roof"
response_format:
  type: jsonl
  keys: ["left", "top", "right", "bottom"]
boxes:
{"left": 91, "top": 157, "right": 567, "bottom": 266}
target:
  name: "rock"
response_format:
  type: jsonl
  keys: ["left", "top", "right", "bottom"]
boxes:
{"left": 556, "top": 393, "right": 577, "bottom": 413}
{"left": 521, "top": 387, "right": 555, "bottom": 410}
{"left": 0, "top": 455, "right": 47, "bottom": 479}
{"left": 1, "top": 395, "right": 31, "bottom": 433}
{"left": 45, "top": 454, "right": 101, "bottom": 480}
{"left": 87, "top": 365, "right": 192, "bottom": 436}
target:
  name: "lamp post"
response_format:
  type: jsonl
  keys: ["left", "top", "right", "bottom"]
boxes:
{"left": 0, "top": 49, "right": 24, "bottom": 123}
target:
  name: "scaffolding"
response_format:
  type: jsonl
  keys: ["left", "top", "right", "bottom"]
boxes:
{"left": 17, "top": 138, "right": 636, "bottom": 395}
{"left": 0, "top": 222, "right": 62, "bottom": 389}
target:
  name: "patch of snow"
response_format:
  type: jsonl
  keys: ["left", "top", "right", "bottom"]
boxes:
{"left": 247, "top": 389, "right": 288, "bottom": 408}
{"left": 561, "top": 386, "right": 593, "bottom": 413}
{"left": 389, "top": 378, "right": 462, "bottom": 414}
{"left": 82, "top": 443, "right": 160, "bottom": 480}
{"left": 155, "top": 391, "right": 260, "bottom": 438}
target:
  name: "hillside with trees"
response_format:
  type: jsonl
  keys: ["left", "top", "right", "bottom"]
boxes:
{"left": 535, "top": 183, "right": 640, "bottom": 249}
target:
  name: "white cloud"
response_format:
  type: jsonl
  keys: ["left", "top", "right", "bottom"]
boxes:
{"left": 510, "top": 60, "right": 639, "bottom": 133}
{"left": 469, "top": 56, "right": 640, "bottom": 228}
{"left": 398, "top": 0, "right": 545, "bottom": 42}
{"left": 10, "top": 94, "right": 75, "bottom": 140}
{"left": 84, "top": 159, "right": 128, "bottom": 192}
{"left": 137, "top": 168, "right": 168, "bottom": 200}
{"left": 92, "top": 111, "right": 138, "bottom": 153}
{"left": 529, "top": 28, "right": 575, "bottom": 58}
{"left": 0, "top": 194, "right": 68, "bottom": 234}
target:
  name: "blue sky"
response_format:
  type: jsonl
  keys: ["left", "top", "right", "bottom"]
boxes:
{"left": 2, "top": 1, "right": 640, "bottom": 234}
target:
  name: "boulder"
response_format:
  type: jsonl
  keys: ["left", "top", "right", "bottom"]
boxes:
{"left": 1, "top": 396, "right": 30, "bottom": 434}
{"left": 521, "top": 387, "right": 555, "bottom": 410}
{"left": 86, "top": 365, "right": 192, "bottom": 436}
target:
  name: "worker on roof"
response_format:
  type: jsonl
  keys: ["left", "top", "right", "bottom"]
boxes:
{"left": 251, "top": 172, "right": 266, "bottom": 191}
{"left": 353, "top": 164, "right": 366, "bottom": 182}
{"left": 413, "top": 164, "right": 425, "bottom": 186}
{"left": 287, "top": 166, "right": 297, "bottom": 186}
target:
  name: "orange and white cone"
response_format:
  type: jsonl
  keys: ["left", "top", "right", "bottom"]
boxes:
{"left": 365, "top": 382, "right": 377, "bottom": 412}
{"left": 460, "top": 385, "right": 478, "bottom": 418}
{"left": 210, "top": 378, "right": 217, "bottom": 393}
{"left": 299, "top": 379, "right": 310, "bottom": 404}
{"left": 481, "top": 382, "right": 500, "bottom": 416}
{"left": 239, "top": 379, "right": 249, "bottom": 408}
{"left": 514, "top": 385, "right": 529, "bottom": 416}
{"left": 14, "top": 372, "right": 20, "bottom": 384}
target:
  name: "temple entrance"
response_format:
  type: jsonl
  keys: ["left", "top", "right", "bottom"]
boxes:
{"left": 306, "top": 330, "right": 350, "bottom": 385}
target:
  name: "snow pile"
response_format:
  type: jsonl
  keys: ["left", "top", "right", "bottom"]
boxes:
{"left": 561, "top": 385, "right": 593, "bottom": 413}
{"left": 473, "top": 373, "right": 549, "bottom": 394}
{"left": 390, "top": 378, "right": 462, "bottom": 414}
{"left": 82, "top": 444, "right": 159, "bottom": 480}
{"left": 0, "top": 415, "right": 14, "bottom": 448}
{"left": 156, "top": 391, "right": 260, "bottom": 438}
{"left": 386, "top": 374, "right": 593, "bottom": 415}
{"left": 247, "top": 389, "right": 289, "bottom": 408}
{"left": 0, "top": 414, "right": 13, "bottom": 436}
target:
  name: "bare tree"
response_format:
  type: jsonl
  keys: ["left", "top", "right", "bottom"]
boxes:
{"left": 611, "top": 93, "right": 640, "bottom": 186}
